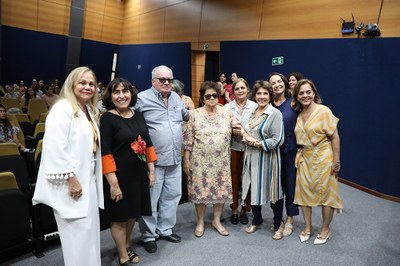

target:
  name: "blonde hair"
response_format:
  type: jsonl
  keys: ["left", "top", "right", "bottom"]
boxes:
{"left": 59, "top": 66, "right": 99, "bottom": 122}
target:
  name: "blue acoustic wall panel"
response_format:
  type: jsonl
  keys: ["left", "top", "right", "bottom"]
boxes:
{"left": 2, "top": 26, "right": 67, "bottom": 84}
{"left": 221, "top": 38, "right": 400, "bottom": 198}
{"left": 118, "top": 43, "right": 191, "bottom": 95}
{"left": 80, "top": 39, "right": 119, "bottom": 85}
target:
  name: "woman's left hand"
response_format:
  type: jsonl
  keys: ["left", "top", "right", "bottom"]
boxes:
{"left": 148, "top": 171, "right": 155, "bottom": 188}
{"left": 68, "top": 175, "right": 83, "bottom": 199}
{"left": 331, "top": 161, "right": 341, "bottom": 176}
{"left": 242, "top": 135, "right": 257, "bottom": 146}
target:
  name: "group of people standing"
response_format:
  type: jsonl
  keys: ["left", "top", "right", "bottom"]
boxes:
{"left": 31, "top": 64, "right": 342, "bottom": 266}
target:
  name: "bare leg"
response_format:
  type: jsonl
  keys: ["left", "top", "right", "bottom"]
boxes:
{"left": 301, "top": 206, "right": 312, "bottom": 233}
{"left": 195, "top": 204, "right": 206, "bottom": 231}
{"left": 320, "top": 206, "right": 334, "bottom": 236}
{"left": 110, "top": 221, "right": 129, "bottom": 264}
{"left": 286, "top": 216, "right": 294, "bottom": 224}
{"left": 125, "top": 219, "right": 135, "bottom": 247}
{"left": 212, "top": 204, "right": 229, "bottom": 235}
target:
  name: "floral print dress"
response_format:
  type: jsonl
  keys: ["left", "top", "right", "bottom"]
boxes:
{"left": 183, "top": 106, "right": 234, "bottom": 204}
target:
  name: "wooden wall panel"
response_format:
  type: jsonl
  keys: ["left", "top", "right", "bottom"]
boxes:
{"left": 139, "top": 9, "right": 165, "bottom": 43}
{"left": 85, "top": 0, "right": 106, "bottom": 13}
{"left": 199, "top": 0, "right": 264, "bottom": 41}
{"left": 139, "top": 0, "right": 166, "bottom": 14}
{"left": 3, "top": 0, "right": 400, "bottom": 43}
{"left": 83, "top": 0, "right": 124, "bottom": 44}
{"left": 191, "top": 51, "right": 206, "bottom": 107}
{"left": 164, "top": 1, "right": 202, "bottom": 43}
{"left": 259, "top": 0, "right": 396, "bottom": 39}
{"left": 121, "top": 16, "right": 140, "bottom": 44}
{"left": 83, "top": 12, "right": 103, "bottom": 41}
{"left": 2, "top": 0, "right": 39, "bottom": 31}
{"left": 379, "top": 0, "right": 400, "bottom": 37}
{"left": 101, "top": 16, "right": 123, "bottom": 44}
{"left": 105, "top": 0, "right": 124, "bottom": 18}
{"left": 124, "top": 0, "right": 141, "bottom": 18}
{"left": 38, "top": 0, "right": 70, "bottom": 35}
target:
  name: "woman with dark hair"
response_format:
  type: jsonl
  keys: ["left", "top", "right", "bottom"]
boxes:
{"left": 287, "top": 72, "right": 305, "bottom": 95}
{"left": 42, "top": 84, "right": 58, "bottom": 109}
{"left": 100, "top": 78, "right": 157, "bottom": 265}
{"left": 21, "top": 86, "right": 40, "bottom": 112}
{"left": 292, "top": 79, "right": 342, "bottom": 245}
{"left": 225, "top": 72, "right": 241, "bottom": 103}
{"left": 217, "top": 72, "right": 228, "bottom": 105}
{"left": 0, "top": 104, "right": 26, "bottom": 151}
{"left": 268, "top": 72, "right": 299, "bottom": 238}
{"left": 241, "top": 80, "right": 285, "bottom": 240}
{"left": 183, "top": 81, "right": 235, "bottom": 237}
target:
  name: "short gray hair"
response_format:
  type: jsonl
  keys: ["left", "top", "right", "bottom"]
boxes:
{"left": 151, "top": 65, "right": 173, "bottom": 79}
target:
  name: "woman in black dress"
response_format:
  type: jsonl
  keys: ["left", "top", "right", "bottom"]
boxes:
{"left": 100, "top": 78, "right": 157, "bottom": 265}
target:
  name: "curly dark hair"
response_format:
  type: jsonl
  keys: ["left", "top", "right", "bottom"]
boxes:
{"left": 103, "top": 78, "right": 137, "bottom": 110}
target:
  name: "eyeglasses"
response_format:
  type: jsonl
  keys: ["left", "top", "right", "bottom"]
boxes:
{"left": 155, "top": 78, "right": 173, "bottom": 84}
{"left": 204, "top": 93, "right": 218, "bottom": 100}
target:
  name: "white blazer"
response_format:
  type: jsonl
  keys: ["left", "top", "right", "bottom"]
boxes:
{"left": 32, "top": 99, "right": 104, "bottom": 219}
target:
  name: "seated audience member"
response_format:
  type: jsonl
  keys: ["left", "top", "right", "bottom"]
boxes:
{"left": 42, "top": 84, "right": 59, "bottom": 109}
{"left": 0, "top": 104, "right": 26, "bottom": 152}
{"left": 4, "top": 83, "right": 18, "bottom": 99}
{"left": 21, "top": 86, "right": 40, "bottom": 113}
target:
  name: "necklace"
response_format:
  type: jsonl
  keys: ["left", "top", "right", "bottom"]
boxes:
{"left": 203, "top": 106, "right": 217, "bottom": 121}
{"left": 115, "top": 108, "right": 133, "bottom": 118}
{"left": 236, "top": 100, "right": 247, "bottom": 109}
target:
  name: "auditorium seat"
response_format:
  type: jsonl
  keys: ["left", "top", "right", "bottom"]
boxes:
{"left": 1, "top": 98, "right": 21, "bottom": 110}
{"left": 0, "top": 172, "right": 32, "bottom": 263}
{"left": 27, "top": 99, "right": 48, "bottom": 124}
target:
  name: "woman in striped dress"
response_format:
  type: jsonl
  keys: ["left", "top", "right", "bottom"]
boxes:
{"left": 241, "top": 80, "right": 285, "bottom": 240}
{"left": 292, "top": 79, "right": 343, "bottom": 245}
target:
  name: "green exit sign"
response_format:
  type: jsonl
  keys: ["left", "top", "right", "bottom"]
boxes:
{"left": 272, "top": 56, "right": 284, "bottom": 66}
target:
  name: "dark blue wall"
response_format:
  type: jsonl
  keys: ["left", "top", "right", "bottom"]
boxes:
{"left": 80, "top": 39, "right": 119, "bottom": 84}
{"left": 2, "top": 26, "right": 67, "bottom": 84}
{"left": 117, "top": 43, "right": 191, "bottom": 95}
{"left": 2, "top": 26, "right": 119, "bottom": 86}
{"left": 221, "top": 38, "right": 400, "bottom": 197}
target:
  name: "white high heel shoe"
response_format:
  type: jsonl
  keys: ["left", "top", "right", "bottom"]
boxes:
{"left": 313, "top": 232, "right": 332, "bottom": 245}
{"left": 299, "top": 231, "right": 312, "bottom": 242}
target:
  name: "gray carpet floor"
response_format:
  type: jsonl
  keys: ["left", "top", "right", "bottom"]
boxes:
{"left": 5, "top": 183, "right": 400, "bottom": 266}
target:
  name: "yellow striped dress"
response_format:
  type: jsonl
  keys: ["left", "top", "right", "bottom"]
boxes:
{"left": 293, "top": 104, "right": 343, "bottom": 210}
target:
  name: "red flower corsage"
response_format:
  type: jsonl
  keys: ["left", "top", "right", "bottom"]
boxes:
{"left": 131, "top": 135, "right": 147, "bottom": 162}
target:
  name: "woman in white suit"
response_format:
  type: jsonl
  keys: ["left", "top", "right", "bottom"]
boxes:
{"left": 32, "top": 66, "right": 104, "bottom": 266}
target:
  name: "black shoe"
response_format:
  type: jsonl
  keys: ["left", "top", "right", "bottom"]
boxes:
{"left": 230, "top": 214, "right": 239, "bottom": 225}
{"left": 143, "top": 241, "right": 157, "bottom": 253}
{"left": 240, "top": 213, "right": 249, "bottom": 225}
{"left": 159, "top": 233, "right": 181, "bottom": 243}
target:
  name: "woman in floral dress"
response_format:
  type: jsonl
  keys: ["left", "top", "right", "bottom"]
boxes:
{"left": 183, "top": 81, "right": 236, "bottom": 238}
